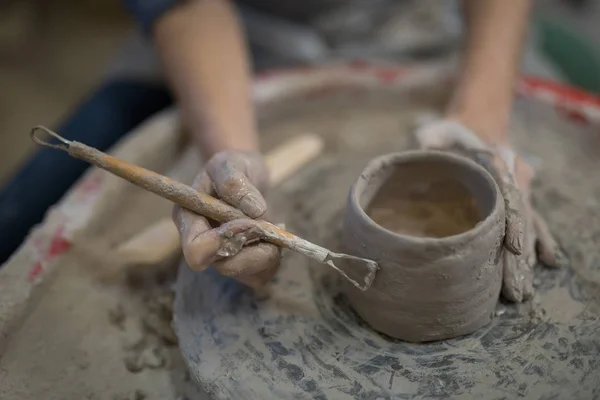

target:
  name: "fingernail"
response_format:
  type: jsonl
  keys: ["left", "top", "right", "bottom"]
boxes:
{"left": 502, "top": 284, "right": 523, "bottom": 303}
{"left": 505, "top": 210, "right": 524, "bottom": 255}
{"left": 554, "top": 249, "right": 569, "bottom": 268}
{"left": 505, "top": 233, "right": 524, "bottom": 256}
{"left": 512, "top": 234, "right": 524, "bottom": 255}
{"left": 522, "top": 278, "right": 535, "bottom": 301}
{"left": 240, "top": 195, "right": 266, "bottom": 218}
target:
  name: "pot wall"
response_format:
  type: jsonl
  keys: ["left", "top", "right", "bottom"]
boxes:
{"left": 342, "top": 151, "right": 505, "bottom": 342}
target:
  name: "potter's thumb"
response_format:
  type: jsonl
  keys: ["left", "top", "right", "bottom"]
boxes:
{"left": 504, "top": 209, "right": 524, "bottom": 256}
{"left": 209, "top": 164, "right": 267, "bottom": 219}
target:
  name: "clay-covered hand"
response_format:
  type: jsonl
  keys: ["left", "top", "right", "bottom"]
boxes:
{"left": 414, "top": 118, "right": 567, "bottom": 302}
{"left": 172, "top": 150, "right": 281, "bottom": 289}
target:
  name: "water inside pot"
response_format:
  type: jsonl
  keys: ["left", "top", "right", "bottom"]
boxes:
{"left": 365, "top": 158, "right": 493, "bottom": 238}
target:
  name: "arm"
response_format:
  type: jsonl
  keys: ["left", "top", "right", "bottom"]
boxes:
{"left": 447, "top": 0, "right": 533, "bottom": 145}
{"left": 152, "top": 0, "right": 258, "bottom": 160}
{"left": 144, "top": 0, "right": 279, "bottom": 288}
{"left": 417, "top": 0, "right": 564, "bottom": 303}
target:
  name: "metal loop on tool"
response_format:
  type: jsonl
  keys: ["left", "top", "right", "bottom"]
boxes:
{"left": 30, "top": 125, "right": 71, "bottom": 151}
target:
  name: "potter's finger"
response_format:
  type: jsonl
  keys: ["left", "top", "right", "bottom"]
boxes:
{"left": 415, "top": 120, "right": 489, "bottom": 151}
{"left": 172, "top": 170, "right": 215, "bottom": 233}
{"left": 189, "top": 170, "right": 215, "bottom": 194}
{"left": 414, "top": 122, "right": 457, "bottom": 150}
{"left": 503, "top": 253, "right": 534, "bottom": 302}
{"left": 501, "top": 182, "right": 525, "bottom": 256}
{"left": 172, "top": 171, "right": 217, "bottom": 265}
{"left": 173, "top": 204, "right": 211, "bottom": 237}
{"left": 533, "top": 210, "right": 568, "bottom": 268}
{"left": 526, "top": 237, "right": 538, "bottom": 273}
{"left": 501, "top": 251, "right": 524, "bottom": 303}
{"left": 414, "top": 112, "right": 440, "bottom": 129}
{"left": 172, "top": 172, "right": 216, "bottom": 270}
{"left": 235, "top": 262, "right": 280, "bottom": 293}
{"left": 522, "top": 266, "right": 535, "bottom": 301}
{"left": 181, "top": 219, "right": 264, "bottom": 271}
{"left": 179, "top": 223, "right": 220, "bottom": 271}
{"left": 489, "top": 148, "right": 525, "bottom": 256}
{"left": 440, "top": 121, "right": 489, "bottom": 152}
{"left": 207, "top": 159, "right": 267, "bottom": 219}
{"left": 214, "top": 242, "right": 281, "bottom": 279}
{"left": 523, "top": 198, "right": 538, "bottom": 269}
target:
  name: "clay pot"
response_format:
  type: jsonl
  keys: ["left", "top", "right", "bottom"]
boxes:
{"left": 342, "top": 151, "right": 505, "bottom": 342}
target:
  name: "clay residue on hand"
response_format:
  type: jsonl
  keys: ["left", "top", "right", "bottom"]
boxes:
{"left": 367, "top": 169, "right": 483, "bottom": 238}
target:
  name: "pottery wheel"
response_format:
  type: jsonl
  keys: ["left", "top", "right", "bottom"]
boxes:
{"left": 174, "top": 88, "right": 600, "bottom": 399}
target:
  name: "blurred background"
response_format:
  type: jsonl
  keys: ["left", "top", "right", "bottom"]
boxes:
{"left": 0, "top": 0, "right": 129, "bottom": 184}
{"left": 0, "top": 0, "right": 599, "bottom": 185}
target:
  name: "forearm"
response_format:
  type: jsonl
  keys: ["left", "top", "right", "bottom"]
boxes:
{"left": 447, "top": 0, "right": 532, "bottom": 145}
{"left": 153, "top": 0, "right": 258, "bottom": 159}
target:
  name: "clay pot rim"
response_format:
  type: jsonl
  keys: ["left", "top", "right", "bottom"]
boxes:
{"left": 350, "top": 150, "right": 501, "bottom": 245}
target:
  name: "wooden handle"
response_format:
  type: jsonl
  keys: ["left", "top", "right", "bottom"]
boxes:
{"left": 69, "top": 143, "right": 249, "bottom": 223}
{"left": 264, "top": 135, "right": 324, "bottom": 184}
{"left": 114, "top": 134, "right": 324, "bottom": 265}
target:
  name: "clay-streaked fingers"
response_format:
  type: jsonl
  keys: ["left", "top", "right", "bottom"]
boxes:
{"left": 502, "top": 251, "right": 522, "bottom": 302}
{"left": 207, "top": 158, "right": 267, "bottom": 219}
{"left": 414, "top": 119, "right": 490, "bottom": 151}
{"left": 497, "top": 176, "right": 525, "bottom": 257}
{"left": 179, "top": 218, "right": 265, "bottom": 271}
{"left": 188, "top": 169, "right": 215, "bottom": 194}
{"left": 522, "top": 266, "right": 535, "bottom": 301}
{"left": 172, "top": 171, "right": 216, "bottom": 242}
{"left": 234, "top": 261, "right": 280, "bottom": 291}
{"left": 214, "top": 242, "right": 281, "bottom": 279}
{"left": 453, "top": 135, "right": 524, "bottom": 256}
{"left": 502, "top": 251, "right": 534, "bottom": 303}
{"left": 533, "top": 210, "right": 568, "bottom": 268}
{"left": 171, "top": 171, "right": 215, "bottom": 271}
{"left": 414, "top": 123, "right": 453, "bottom": 150}
{"left": 523, "top": 196, "right": 538, "bottom": 269}
{"left": 501, "top": 251, "right": 530, "bottom": 302}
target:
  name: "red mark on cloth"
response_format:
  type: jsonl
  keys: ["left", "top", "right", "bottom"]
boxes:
{"left": 255, "top": 70, "right": 278, "bottom": 81}
{"left": 28, "top": 262, "right": 43, "bottom": 281}
{"left": 347, "top": 60, "right": 371, "bottom": 72}
{"left": 518, "top": 77, "right": 600, "bottom": 126}
{"left": 347, "top": 62, "right": 409, "bottom": 83}
{"left": 48, "top": 226, "right": 71, "bottom": 257}
{"left": 27, "top": 225, "right": 71, "bottom": 282}
{"left": 76, "top": 172, "right": 103, "bottom": 195}
{"left": 303, "top": 85, "right": 343, "bottom": 100}
{"left": 556, "top": 104, "right": 589, "bottom": 125}
{"left": 256, "top": 66, "right": 314, "bottom": 82}
{"left": 373, "top": 68, "right": 408, "bottom": 84}
{"left": 520, "top": 77, "right": 600, "bottom": 108}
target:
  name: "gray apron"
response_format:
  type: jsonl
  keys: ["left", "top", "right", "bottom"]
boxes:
{"left": 106, "top": 0, "right": 463, "bottom": 83}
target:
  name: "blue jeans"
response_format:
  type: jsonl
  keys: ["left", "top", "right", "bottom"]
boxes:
{"left": 0, "top": 80, "right": 172, "bottom": 264}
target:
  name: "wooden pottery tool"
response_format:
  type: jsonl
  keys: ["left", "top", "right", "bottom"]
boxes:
{"left": 114, "top": 133, "right": 326, "bottom": 269}
{"left": 31, "top": 126, "right": 379, "bottom": 291}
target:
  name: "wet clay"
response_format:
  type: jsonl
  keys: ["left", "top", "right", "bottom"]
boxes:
{"left": 367, "top": 168, "right": 482, "bottom": 238}
{"left": 4, "top": 76, "right": 600, "bottom": 399}
{"left": 177, "top": 86, "right": 600, "bottom": 399}
{"left": 342, "top": 151, "right": 505, "bottom": 342}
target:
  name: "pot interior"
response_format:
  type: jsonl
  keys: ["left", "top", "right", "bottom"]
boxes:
{"left": 361, "top": 154, "right": 497, "bottom": 238}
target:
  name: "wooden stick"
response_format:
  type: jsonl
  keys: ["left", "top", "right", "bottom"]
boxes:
{"left": 31, "top": 126, "right": 377, "bottom": 290}
{"left": 115, "top": 134, "right": 324, "bottom": 266}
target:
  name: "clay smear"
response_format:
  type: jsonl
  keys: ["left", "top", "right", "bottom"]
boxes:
{"left": 367, "top": 169, "right": 483, "bottom": 238}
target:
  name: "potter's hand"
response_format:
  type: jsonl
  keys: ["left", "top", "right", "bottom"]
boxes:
{"left": 414, "top": 119, "right": 567, "bottom": 302}
{"left": 172, "top": 150, "right": 281, "bottom": 290}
